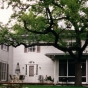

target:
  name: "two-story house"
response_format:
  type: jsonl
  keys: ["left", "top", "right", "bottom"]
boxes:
{"left": 0, "top": 43, "right": 88, "bottom": 84}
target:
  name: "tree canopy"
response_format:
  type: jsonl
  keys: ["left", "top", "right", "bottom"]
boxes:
{"left": 0, "top": 0, "right": 88, "bottom": 86}
{"left": 0, "top": 0, "right": 87, "bottom": 49}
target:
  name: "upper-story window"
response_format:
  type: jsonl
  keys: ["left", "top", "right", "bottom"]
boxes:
{"left": 68, "top": 42, "right": 76, "bottom": 47}
{"left": 66, "top": 41, "right": 76, "bottom": 47}
{"left": 24, "top": 46, "right": 40, "bottom": 53}
{"left": 29, "top": 46, "right": 35, "bottom": 52}
{"left": 1, "top": 45, "right": 9, "bottom": 51}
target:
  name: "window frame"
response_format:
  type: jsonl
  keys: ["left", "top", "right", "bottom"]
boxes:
{"left": 59, "top": 59, "right": 86, "bottom": 82}
{"left": 1, "top": 45, "right": 9, "bottom": 51}
{"left": 24, "top": 46, "right": 40, "bottom": 53}
{"left": 0, "top": 62, "right": 7, "bottom": 81}
{"left": 28, "top": 46, "right": 35, "bottom": 52}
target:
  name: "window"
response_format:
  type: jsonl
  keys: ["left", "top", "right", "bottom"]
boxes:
{"left": 24, "top": 46, "right": 40, "bottom": 53}
{"left": 59, "top": 59, "right": 67, "bottom": 76}
{"left": 59, "top": 59, "right": 86, "bottom": 82}
{"left": 28, "top": 46, "right": 35, "bottom": 52}
{"left": 69, "top": 42, "right": 76, "bottom": 47}
{"left": 1, "top": 45, "right": 9, "bottom": 51}
{"left": 0, "top": 62, "right": 8, "bottom": 81}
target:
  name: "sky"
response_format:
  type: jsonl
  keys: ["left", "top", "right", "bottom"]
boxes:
{"left": 0, "top": 1, "right": 88, "bottom": 25}
{"left": 0, "top": 7, "right": 13, "bottom": 24}
{"left": 0, "top": 0, "right": 36, "bottom": 25}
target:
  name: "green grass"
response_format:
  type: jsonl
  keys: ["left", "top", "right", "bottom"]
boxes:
{"left": 22, "top": 85, "right": 88, "bottom": 88}
{"left": 0, "top": 85, "right": 88, "bottom": 88}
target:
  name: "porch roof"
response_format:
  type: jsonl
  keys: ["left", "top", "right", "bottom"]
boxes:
{"left": 45, "top": 53, "right": 88, "bottom": 59}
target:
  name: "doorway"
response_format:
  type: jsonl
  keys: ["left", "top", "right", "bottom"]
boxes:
{"left": 25, "top": 63, "right": 38, "bottom": 82}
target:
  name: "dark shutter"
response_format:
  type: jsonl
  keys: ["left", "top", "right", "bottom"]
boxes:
{"left": 37, "top": 46, "right": 40, "bottom": 52}
{"left": 7, "top": 46, "right": 9, "bottom": 52}
{"left": 36, "top": 64, "right": 38, "bottom": 75}
{"left": 25, "top": 65, "right": 27, "bottom": 75}
{"left": 1, "top": 45, "right": 3, "bottom": 49}
{"left": 7, "top": 64, "right": 9, "bottom": 81}
{"left": 0, "top": 62, "right": 1, "bottom": 81}
{"left": 24, "top": 47, "right": 27, "bottom": 53}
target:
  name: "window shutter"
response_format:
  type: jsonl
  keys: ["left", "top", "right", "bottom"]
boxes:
{"left": 7, "top": 46, "right": 9, "bottom": 52}
{"left": 0, "top": 62, "right": 1, "bottom": 81}
{"left": 36, "top": 64, "right": 38, "bottom": 75}
{"left": 37, "top": 46, "right": 40, "bottom": 52}
{"left": 7, "top": 64, "right": 9, "bottom": 81}
{"left": 1, "top": 45, "right": 3, "bottom": 49}
{"left": 24, "top": 47, "right": 27, "bottom": 53}
{"left": 25, "top": 65, "right": 27, "bottom": 75}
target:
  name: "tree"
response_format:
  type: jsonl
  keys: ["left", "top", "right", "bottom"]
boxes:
{"left": 0, "top": 0, "right": 88, "bottom": 86}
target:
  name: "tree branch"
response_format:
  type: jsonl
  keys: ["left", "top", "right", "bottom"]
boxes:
{"left": 23, "top": 20, "right": 50, "bottom": 34}
{"left": 52, "top": 1, "right": 63, "bottom": 9}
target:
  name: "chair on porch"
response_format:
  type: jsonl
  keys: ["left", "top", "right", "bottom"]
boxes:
{"left": 9, "top": 75, "right": 15, "bottom": 83}
{"left": 38, "top": 75, "right": 44, "bottom": 83}
{"left": 19, "top": 75, "right": 25, "bottom": 83}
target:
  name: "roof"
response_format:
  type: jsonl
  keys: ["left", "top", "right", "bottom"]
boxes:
{"left": 45, "top": 53, "right": 88, "bottom": 59}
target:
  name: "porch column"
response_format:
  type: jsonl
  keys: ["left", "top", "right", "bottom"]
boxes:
{"left": 54, "top": 59, "right": 59, "bottom": 85}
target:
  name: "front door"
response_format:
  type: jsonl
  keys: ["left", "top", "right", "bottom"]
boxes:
{"left": 29, "top": 66, "right": 34, "bottom": 76}
{"left": 26, "top": 65, "right": 36, "bottom": 82}
{"left": 24, "top": 63, "right": 39, "bottom": 83}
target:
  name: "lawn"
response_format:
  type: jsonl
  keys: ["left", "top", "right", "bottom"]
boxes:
{"left": 0, "top": 85, "right": 88, "bottom": 88}
{"left": 23, "top": 85, "right": 88, "bottom": 88}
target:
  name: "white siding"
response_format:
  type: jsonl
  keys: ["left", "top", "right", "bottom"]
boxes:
{"left": 12, "top": 45, "right": 54, "bottom": 82}
{"left": 0, "top": 46, "right": 9, "bottom": 62}
{"left": 8, "top": 46, "right": 13, "bottom": 75}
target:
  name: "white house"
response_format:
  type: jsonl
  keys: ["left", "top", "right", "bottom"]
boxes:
{"left": 0, "top": 44, "right": 88, "bottom": 85}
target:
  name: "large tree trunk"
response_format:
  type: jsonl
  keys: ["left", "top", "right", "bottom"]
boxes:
{"left": 75, "top": 60, "right": 82, "bottom": 86}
